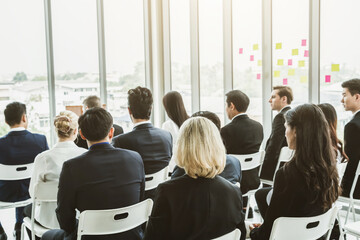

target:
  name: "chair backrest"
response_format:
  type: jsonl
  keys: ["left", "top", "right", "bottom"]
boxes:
{"left": 336, "top": 161, "right": 348, "bottom": 184}
{"left": 0, "top": 163, "right": 33, "bottom": 180}
{"left": 145, "top": 166, "right": 169, "bottom": 191}
{"left": 272, "top": 147, "right": 294, "bottom": 181}
{"left": 350, "top": 161, "right": 360, "bottom": 200}
{"left": 269, "top": 206, "right": 338, "bottom": 240}
{"left": 77, "top": 199, "right": 153, "bottom": 240}
{"left": 33, "top": 181, "right": 59, "bottom": 202}
{"left": 230, "top": 151, "right": 265, "bottom": 171}
{"left": 212, "top": 229, "right": 241, "bottom": 240}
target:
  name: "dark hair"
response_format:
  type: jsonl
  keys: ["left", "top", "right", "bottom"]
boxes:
{"left": 163, "top": 91, "right": 189, "bottom": 128}
{"left": 192, "top": 111, "right": 221, "bottom": 131}
{"left": 225, "top": 90, "right": 249, "bottom": 113}
{"left": 318, "top": 103, "right": 348, "bottom": 163}
{"left": 273, "top": 86, "right": 293, "bottom": 104}
{"left": 284, "top": 104, "right": 340, "bottom": 210}
{"left": 128, "top": 86, "right": 153, "bottom": 119}
{"left": 83, "top": 95, "right": 101, "bottom": 109}
{"left": 341, "top": 79, "right": 360, "bottom": 96}
{"left": 78, "top": 107, "right": 113, "bottom": 142}
{"left": 4, "top": 102, "right": 26, "bottom": 126}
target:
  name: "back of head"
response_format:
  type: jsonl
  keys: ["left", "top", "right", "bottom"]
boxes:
{"left": 175, "top": 117, "right": 226, "bottom": 179}
{"left": 78, "top": 107, "right": 113, "bottom": 142}
{"left": 225, "top": 90, "right": 249, "bottom": 112}
{"left": 83, "top": 95, "right": 101, "bottom": 109}
{"left": 273, "top": 85, "right": 293, "bottom": 104}
{"left": 4, "top": 102, "right": 26, "bottom": 127}
{"left": 163, "top": 91, "right": 189, "bottom": 128}
{"left": 54, "top": 110, "right": 79, "bottom": 139}
{"left": 128, "top": 86, "right": 153, "bottom": 119}
{"left": 342, "top": 78, "right": 360, "bottom": 95}
{"left": 191, "top": 111, "right": 221, "bottom": 131}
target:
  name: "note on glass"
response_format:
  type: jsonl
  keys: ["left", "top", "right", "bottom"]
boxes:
{"left": 298, "top": 60, "right": 305, "bottom": 67}
{"left": 301, "top": 39, "right": 307, "bottom": 46}
{"left": 257, "top": 73, "right": 261, "bottom": 80}
{"left": 258, "top": 60, "right": 262, "bottom": 66}
{"left": 304, "top": 50, "right": 309, "bottom": 57}
{"left": 292, "top": 49, "right": 299, "bottom": 56}
{"left": 276, "top": 43, "right": 282, "bottom": 49}
{"left": 277, "top": 59, "right": 284, "bottom": 66}
{"left": 283, "top": 78, "right": 288, "bottom": 85}
{"left": 288, "top": 69, "right": 295, "bottom": 76}
{"left": 274, "top": 71, "right": 280, "bottom": 77}
{"left": 250, "top": 55, "right": 254, "bottom": 61}
{"left": 288, "top": 59, "right": 293, "bottom": 66}
{"left": 253, "top": 44, "right": 259, "bottom": 50}
{"left": 331, "top": 64, "right": 340, "bottom": 72}
{"left": 239, "top": 48, "right": 243, "bottom": 54}
{"left": 300, "top": 76, "right": 308, "bottom": 83}
{"left": 325, "top": 75, "right": 331, "bottom": 83}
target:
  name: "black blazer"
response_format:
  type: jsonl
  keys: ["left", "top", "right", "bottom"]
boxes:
{"left": 250, "top": 162, "right": 328, "bottom": 240}
{"left": 0, "top": 130, "right": 48, "bottom": 202}
{"left": 171, "top": 155, "right": 242, "bottom": 185}
{"left": 220, "top": 114, "right": 264, "bottom": 193}
{"left": 144, "top": 175, "right": 246, "bottom": 240}
{"left": 56, "top": 143, "right": 145, "bottom": 240}
{"left": 341, "top": 111, "right": 360, "bottom": 199}
{"left": 260, "top": 106, "right": 290, "bottom": 181}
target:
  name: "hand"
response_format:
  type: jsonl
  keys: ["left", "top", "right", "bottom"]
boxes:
{"left": 249, "top": 223, "right": 262, "bottom": 231}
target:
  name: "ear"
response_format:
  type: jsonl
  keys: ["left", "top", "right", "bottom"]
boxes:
{"left": 22, "top": 114, "right": 27, "bottom": 123}
{"left": 108, "top": 127, "right": 114, "bottom": 140}
{"left": 355, "top": 93, "right": 360, "bottom": 101}
{"left": 281, "top": 96, "right": 287, "bottom": 103}
{"left": 230, "top": 102, "right": 236, "bottom": 110}
{"left": 79, "top": 129, "right": 86, "bottom": 140}
{"left": 128, "top": 107, "right": 132, "bottom": 115}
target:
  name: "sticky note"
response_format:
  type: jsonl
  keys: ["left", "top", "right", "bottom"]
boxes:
{"left": 331, "top": 64, "right": 340, "bottom": 72}
{"left": 325, "top": 75, "right": 331, "bottom": 83}
{"left": 288, "top": 59, "right": 293, "bottom": 66}
{"left": 253, "top": 44, "right": 259, "bottom": 50}
{"left": 256, "top": 73, "right": 261, "bottom": 80}
{"left": 292, "top": 49, "right": 299, "bottom": 56}
{"left": 298, "top": 60, "right": 305, "bottom": 67}
{"left": 274, "top": 71, "right": 280, "bottom": 77}
{"left": 250, "top": 55, "right": 254, "bottom": 61}
{"left": 277, "top": 59, "right": 284, "bottom": 66}
{"left": 300, "top": 76, "right": 308, "bottom": 83}
{"left": 258, "top": 60, "right": 262, "bottom": 66}
{"left": 239, "top": 48, "right": 243, "bottom": 54}
{"left": 304, "top": 50, "right": 309, "bottom": 57}
{"left": 283, "top": 78, "right": 288, "bottom": 85}
{"left": 276, "top": 43, "right": 282, "bottom": 49}
{"left": 302, "top": 39, "right": 307, "bottom": 46}
{"left": 288, "top": 69, "right": 295, "bottom": 76}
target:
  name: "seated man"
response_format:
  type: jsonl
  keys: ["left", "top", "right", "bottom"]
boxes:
{"left": 42, "top": 107, "right": 145, "bottom": 240}
{"left": 0, "top": 102, "right": 48, "bottom": 240}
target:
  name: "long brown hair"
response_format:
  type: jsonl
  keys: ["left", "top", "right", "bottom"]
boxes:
{"left": 163, "top": 91, "right": 189, "bottom": 128}
{"left": 284, "top": 104, "right": 340, "bottom": 210}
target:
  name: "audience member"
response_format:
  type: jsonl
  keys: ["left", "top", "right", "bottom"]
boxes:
{"left": 144, "top": 117, "right": 246, "bottom": 240}
{"left": 251, "top": 104, "right": 340, "bottom": 239}
{"left": 341, "top": 79, "right": 360, "bottom": 199}
{"left": 260, "top": 86, "right": 292, "bottom": 182}
{"left": 0, "top": 102, "right": 48, "bottom": 240}
{"left": 75, "top": 95, "right": 123, "bottom": 149}
{"left": 171, "top": 111, "right": 241, "bottom": 185}
{"left": 221, "top": 90, "right": 263, "bottom": 217}
{"left": 41, "top": 108, "right": 145, "bottom": 240}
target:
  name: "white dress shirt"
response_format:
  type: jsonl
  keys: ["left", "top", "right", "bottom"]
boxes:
{"left": 162, "top": 120, "right": 179, "bottom": 171}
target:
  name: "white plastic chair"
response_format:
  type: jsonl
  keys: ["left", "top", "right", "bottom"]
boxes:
{"left": 77, "top": 199, "right": 153, "bottom": 240}
{"left": 212, "top": 229, "right": 241, "bottom": 240}
{"left": 269, "top": 206, "right": 338, "bottom": 240}
{"left": 145, "top": 166, "right": 169, "bottom": 191}
{"left": 337, "top": 161, "right": 348, "bottom": 183}
{"left": 343, "top": 221, "right": 360, "bottom": 238}
{"left": 0, "top": 163, "right": 34, "bottom": 209}
{"left": 21, "top": 181, "right": 58, "bottom": 240}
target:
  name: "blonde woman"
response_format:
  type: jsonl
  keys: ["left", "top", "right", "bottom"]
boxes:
{"left": 144, "top": 117, "right": 246, "bottom": 240}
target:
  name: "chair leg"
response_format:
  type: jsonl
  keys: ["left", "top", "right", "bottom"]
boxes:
{"left": 21, "top": 223, "right": 25, "bottom": 240}
{"left": 245, "top": 195, "right": 251, "bottom": 220}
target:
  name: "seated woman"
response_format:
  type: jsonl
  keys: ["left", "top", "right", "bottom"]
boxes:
{"left": 144, "top": 117, "right": 246, "bottom": 240}
{"left": 26, "top": 110, "right": 87, "bottom": 229}
{"left": 251, "top": 104, "right": 340, "bottom": 239}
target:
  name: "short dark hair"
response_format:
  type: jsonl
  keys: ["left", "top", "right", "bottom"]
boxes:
{"left": 273, "top": 86, "right": 293, "bottom": 104}
{"left": 225, "top": 90, "right": 249, "bottom": 113}
{"left": 192, "top": 111, "right": 221, "bottom": 131}
{"left": 83, "top": 95, "right": 101, "bottom": 108}
{"left": 4, "top": 102, "right": 26, "bottom": 126}
{"left": 342, "top": 79, "right": 360, "bottom": 96}
{"left": 78, "top": 107, "right": 113, "bottom": 142}
{"left": 128, "top": 86, "right": 153, "bottom": 119}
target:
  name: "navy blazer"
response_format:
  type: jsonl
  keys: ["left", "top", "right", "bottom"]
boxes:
{"left": 0, "top": 130, "right": 48, "bottom": 202}
{"left": 56, "top": 143, "right": 145, "bottom": 240}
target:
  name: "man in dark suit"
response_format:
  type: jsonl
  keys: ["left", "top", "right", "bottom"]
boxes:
{"left": 75, "top": 95, "right": 123, "bottom": 149}
{"left": 0, "top": 102, "right": 48, "bottom": 240}
{"left": 220, "top": 90, "right": 263, "bottom": 217}
{"left": 341, "top": 79, "right": 360, "bottom": 199}
{"left": 42, "top": 107, "right": 145, "bottom": 240}
{"left": 260, "top": 86, "right": 292, "bottom": 182}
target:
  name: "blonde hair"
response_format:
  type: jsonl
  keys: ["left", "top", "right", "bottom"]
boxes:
{"left": 175, "top": 117, "right": 226, "bottom": 179}
{"left": 54, "top": 110, "right": 78, "bottom": 139}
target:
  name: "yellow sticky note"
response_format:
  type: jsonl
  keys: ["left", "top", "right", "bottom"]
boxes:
{"left": 292, "top": 49, "right": 299, "bottom": 56}
{"left": 276, "top": 43, "right": 282, "bottom": 49}
{"left": 288, "top": 69, "right": 295, "bottom": 76}
{"left": 300, "top": 76, "right": 308, "bottom": 83}
{"left": 253, "top": 44, "right": 259, "bottom": 50}
{"left": 277, "top": 59, "right": 284, "bottom": 66}
{"left": 298, "top": 60, "right": 305, "bottom": 67}
{"left": 258, "top": 60, "right": 262, "bottom": 66}
{"left": 331, "top": 64, "right": 340, "bottom": 72}
{"left": 274, "top": 71, "right": 280, "bottom": 77}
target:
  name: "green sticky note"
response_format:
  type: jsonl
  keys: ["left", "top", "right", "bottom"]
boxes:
{"left": 300, "top": 76, "right": 308, "bottom": 83}
{"left": 274, "top": 71, "right": 280, "bottom": 77}
{"left": 331, "top": 64, "right": 340, "bottom": 72}
{"left": 258, "top": 60, "right": 262, "bottom": 66}
{"left": 253, "top": 44, "right": 259, "bottom": 50}
{"left": 277, "top": 59, "right": 284, "bottom": 66}
{"left": 288, "top": 69, "right": 295, "bottom": 76}
{"left": 298, "top": 60, "right": 305, "bottom": 67}
{"left": 292, "top": 49, "right": 299, "bottom": 56}
{"left": 276, "top": 43, "right": 282, "bottom": 49}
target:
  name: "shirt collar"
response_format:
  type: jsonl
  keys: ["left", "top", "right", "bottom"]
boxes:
{"left": 9, "top": 127, "right": 26, "bottom": 132}
{"left": 133, "top": 120, "right": 152, "bottom": 128}
{"left": 54, "top": 141, "right": 78, "bottom": 148}
{"left": 89, "top": 142, "right": 110, "bottom": 149}
{"left": 279, "top": 105, "right": 291, "bottom": 113}
{"left": 232, "top": 113, "right": 247, "bottom": 121}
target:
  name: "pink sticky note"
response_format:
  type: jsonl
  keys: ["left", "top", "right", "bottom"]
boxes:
{"left": 288, "top": 59, "right": 293, "bottom": 66}
{"left": 239, "top": 48, "right": 243, "bottom": 54}
{"left": 302, "top": 39, "right": 307, "bottom": 46}
{"left": 256, "top": 73, "right": 261, "bottom": 80}
{"left": 304, "top": 50, "right": 309, "bottom": 57}
{"left": 283, "top": 78, "right": 288, "bottom": 85}
{"left": 250, "top": 55, "right": 254, "bottom": 61}
{"left": 325, "top": 75, "right": 331, "bottom": 83}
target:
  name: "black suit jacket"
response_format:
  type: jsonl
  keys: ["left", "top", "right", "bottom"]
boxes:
{"left": 144, "top": 175, "right": 246, "bottom": 240}
{"left": 0, "top": 130, "right": 48, "bottom": 202}
{"left": 341, "top": 111, "right": 360, "bottom": 199}
{"left": 56, "top": 143, "right": 145, "bottom": 240}
{"left": 260, "top": 106, "right": 290, "bottom": 181}
{"left": 220, "top": 114, "right": 264, "bottom": 193}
